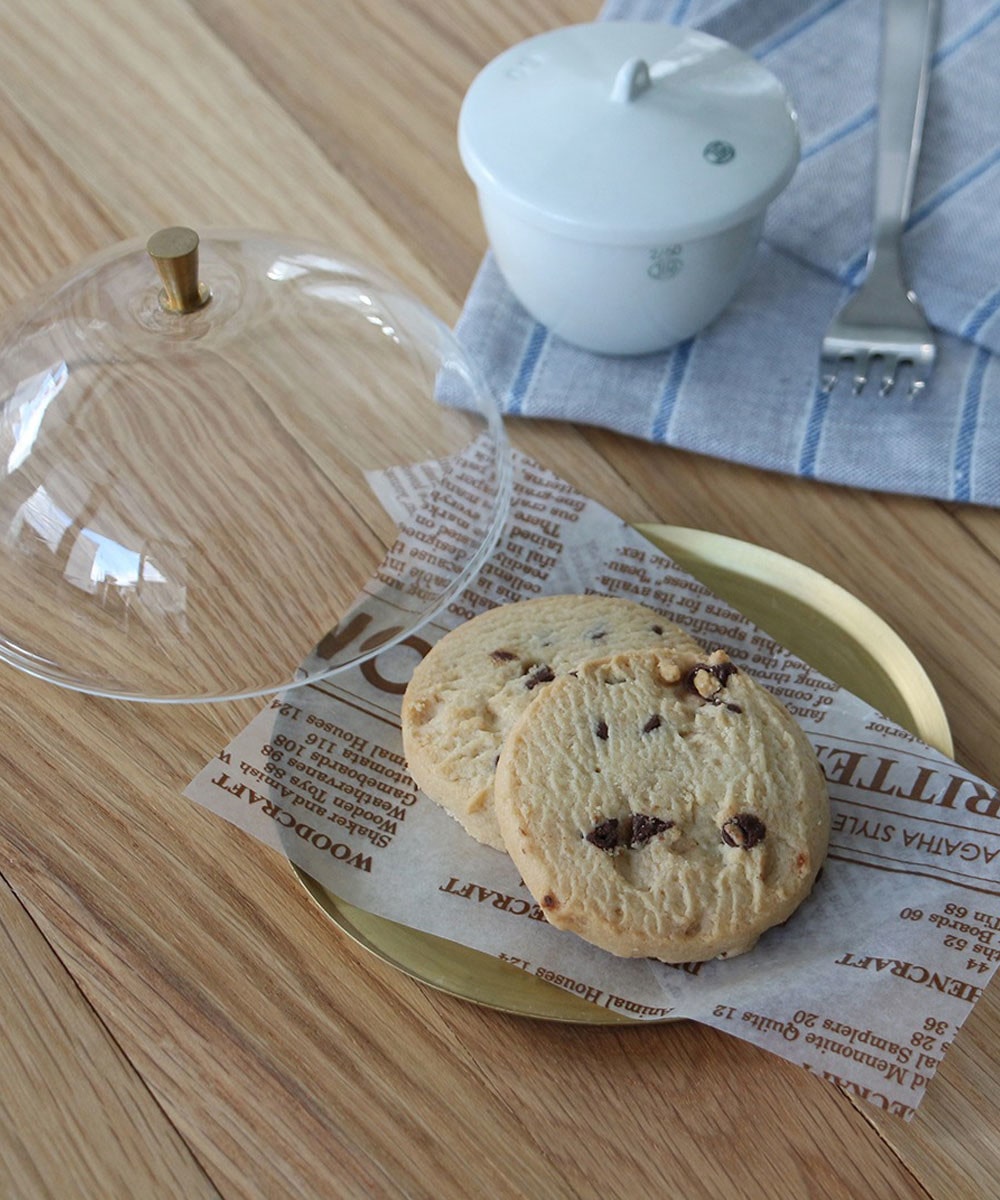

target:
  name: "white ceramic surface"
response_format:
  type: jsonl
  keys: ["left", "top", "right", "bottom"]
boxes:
{"left": 459, "top": 23, "right": 800, "bottom": 356}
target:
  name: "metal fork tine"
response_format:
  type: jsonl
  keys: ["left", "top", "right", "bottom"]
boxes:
{"left": 851, "top": 352, "right": 871, "bottom": 395}
{"left": 878, "top": 354, "right": 899, "bottom": 397}
{"left": 909, "top": 354, "right": 935, "bottom": 395}
{"left": 819, "top": 358, "right": 839, "bottom": 397}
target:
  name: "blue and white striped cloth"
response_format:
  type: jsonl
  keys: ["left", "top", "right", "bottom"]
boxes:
{"left": 455, "top": 0, "right": 1000, "bottom": 504}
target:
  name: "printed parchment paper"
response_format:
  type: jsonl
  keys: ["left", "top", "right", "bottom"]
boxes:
{"left": 186, "top": 451, "right": 1000, "bottom": 1119}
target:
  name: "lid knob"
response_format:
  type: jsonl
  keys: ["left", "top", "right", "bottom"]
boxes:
{"left": 146, "top": 226, "right": 212, "bottom": 313}
{"left": 610, "top": 57, "right": 652, "bottom": 104}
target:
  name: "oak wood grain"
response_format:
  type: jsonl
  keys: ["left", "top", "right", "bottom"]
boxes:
{"left": 0, "top": 0, "right": 994, "bottom": 1197}
{"left": 0, "top": 874, "right": 221, "bottom": 1199}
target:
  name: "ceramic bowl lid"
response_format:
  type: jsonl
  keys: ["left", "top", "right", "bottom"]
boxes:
{"left": 459, "top": 22, "right": 800, "bottom": 243}
{"left": 0, "top": 228, "right": 510, "bottom": 702}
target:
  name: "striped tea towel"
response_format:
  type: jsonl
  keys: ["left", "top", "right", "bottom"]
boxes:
{"left": 455, "top": 0, "right": 1000, "bottom": 504}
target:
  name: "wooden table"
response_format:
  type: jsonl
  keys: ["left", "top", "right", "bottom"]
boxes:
{"left": 0, "top": 2, "right": 997, "bottom": 1197}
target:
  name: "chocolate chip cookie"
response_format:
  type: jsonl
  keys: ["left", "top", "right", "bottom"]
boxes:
{"left": 401, "top": 595, "right": 701, "bottom": 850}
{"left": 493, "top": 648, "right": 830, "bottom": 961}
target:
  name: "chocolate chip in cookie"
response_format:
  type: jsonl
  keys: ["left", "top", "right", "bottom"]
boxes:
{"left": 721, "top": 813, "right": 766, "bottom": 849}
{"left": 630, "top": 813, "right": 672, "bottom": 846}
{"left": 586, "top": 817, "right": 621, "bottom": 851}
{"left": 685, "top": 658, "right": 738, "bottom": 702}
{"left": 585, "top": 812, "right": 674, "bottom": 852}
{"left": 525, "top": 664, "right": 556, "bottom": 690}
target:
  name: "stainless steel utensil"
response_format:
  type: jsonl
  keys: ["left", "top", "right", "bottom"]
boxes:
{"left": 819, "top": 0, "right": 938, "bottom": 399}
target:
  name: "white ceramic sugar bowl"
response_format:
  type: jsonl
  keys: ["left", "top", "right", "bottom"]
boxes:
{"left": 459, "top": 22, "right": 800, "bottom": 356}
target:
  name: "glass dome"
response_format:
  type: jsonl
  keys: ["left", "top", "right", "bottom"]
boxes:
{"left": 0, "top": 228, "right": 510, "bottom": 702}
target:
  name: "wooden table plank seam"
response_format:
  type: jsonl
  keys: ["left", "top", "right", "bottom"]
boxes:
{"left": 0, "top": 871, "right": 224, "bottom": 1199}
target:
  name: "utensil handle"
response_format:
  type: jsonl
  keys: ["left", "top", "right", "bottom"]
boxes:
{"left": 872, "top": 0, "right": 939, "bottom": 261}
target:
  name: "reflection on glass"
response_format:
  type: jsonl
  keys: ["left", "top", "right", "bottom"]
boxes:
{"left": 9, "top": 484, "right": 187, "bottom": 618}
{"left": 1, "top": 361, "right": 69, "bottom": 473}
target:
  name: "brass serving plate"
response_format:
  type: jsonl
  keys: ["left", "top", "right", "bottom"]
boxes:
{"left": 296, "top": 525, "right": 953, "bottom": 1023}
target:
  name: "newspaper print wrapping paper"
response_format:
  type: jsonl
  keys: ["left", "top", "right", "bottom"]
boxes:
{"left": 186, "top": 452, "right": 1000, "bottom": 1119}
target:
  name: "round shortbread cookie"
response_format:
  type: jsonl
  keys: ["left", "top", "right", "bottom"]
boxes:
{"left": 401, "top": 595, "right": 702, "bottom": 850}
{"left": 493, "top": 647, "right": 830, "bottom": 961}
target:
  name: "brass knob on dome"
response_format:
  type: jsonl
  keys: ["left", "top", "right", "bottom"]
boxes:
{"left": 146, "top": 226, "right": 212, "bottom": 314}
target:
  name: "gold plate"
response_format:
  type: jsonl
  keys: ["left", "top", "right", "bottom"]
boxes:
{"left": 296, "top": 525, "right": 953, "bottom": 1023}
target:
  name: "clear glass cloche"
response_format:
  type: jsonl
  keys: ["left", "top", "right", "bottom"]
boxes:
{"left": 0, "top": 228, "right": 510, "bottom": 702}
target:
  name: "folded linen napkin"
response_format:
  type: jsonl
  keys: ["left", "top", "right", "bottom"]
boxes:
{"left": 455, "top": 0, "right": 1000, "bottom": 504}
